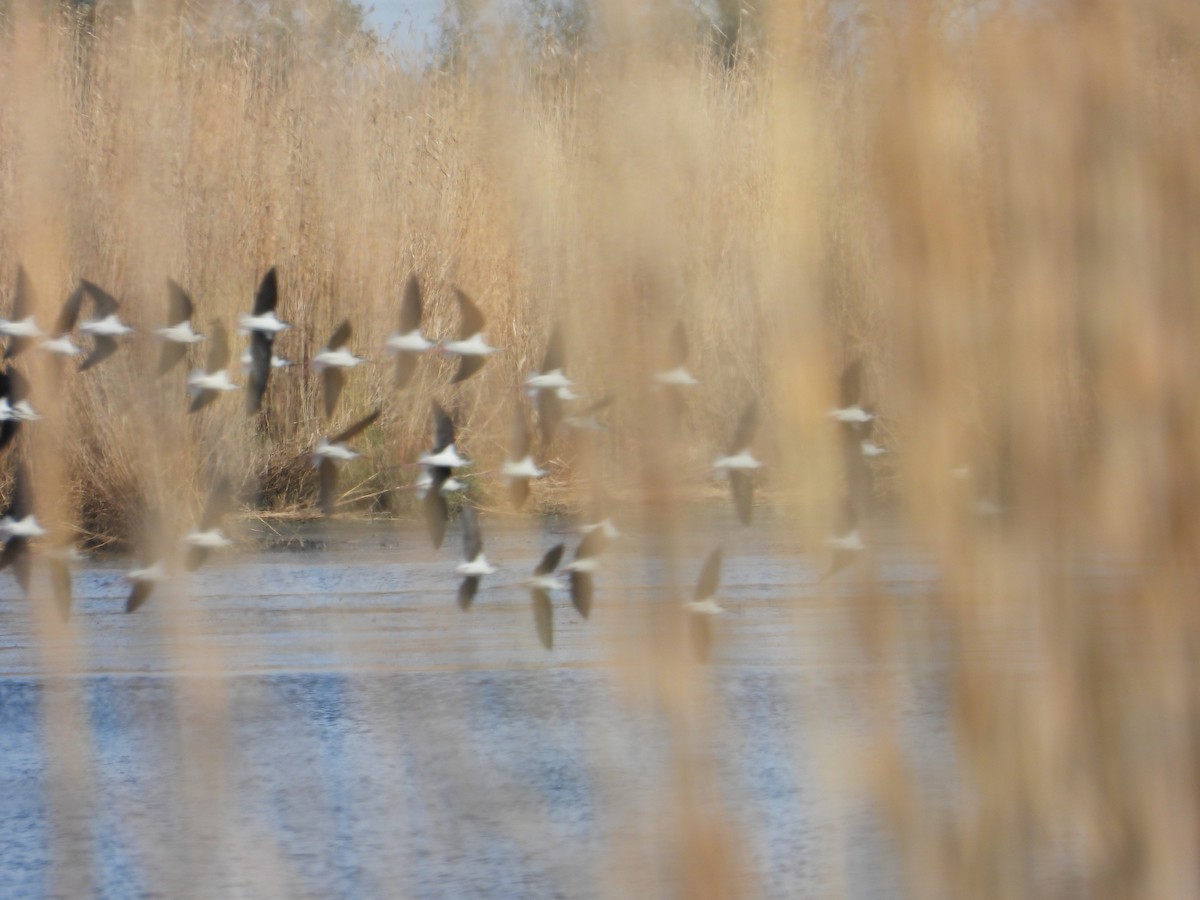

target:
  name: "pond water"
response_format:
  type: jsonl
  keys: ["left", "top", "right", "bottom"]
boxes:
{"left": 0, "top": 515, "right": 955, "bottom": 899}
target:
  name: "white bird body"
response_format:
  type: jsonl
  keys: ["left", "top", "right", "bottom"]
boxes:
{"left": 385, "top": 329, "right": 434, "bottom": 353}
{"left": 523, "top": 368, "right": 572, "bottom": 392}
{"left": 457, "top": 553, "right": 496, "bottom": 577}
{"left": 81, "top": 314, "right": 133, "bottom": 337}
{"left": 313, "top": 439, "right": 360, "bottom": 463}
{"left": 311, "top": 347, "right": 363, "bottom": 371}
{"left": 654, "top": 366, "right": 699, "bottom": 386}
{"left": 861, "top": 440, "right": 887, "bottom": 457}
{"left": 127, "top": 561, "right": 167, "bottom": 584}
{"left": 414, "top": 470, "right": 465, "bottom": 498}
{"left": 185, "top": 528, "right": 233, "bottom": 549}
{"left": 0, "top": 398, "right": 38, "bottom": 422}
{"left": 526, "top": 572, "right": 565, "bottom": 592}
{"left": 40, "top": 336, "right": 81, "bottom": 356}
{"left": 238, "top": 310, "right": 291, "bottom": 334}
{"left": 420, "top": 444, "right": 470, "bottom": 468}
{"left": 563, "top": 557, "right": 600, "bottom": 575}
{"left": 239, "top": 349, "right": 292, "bottom": 372}
{"left": 827, "top": 529, "right": 865, "bottom": 552}
{"left": 0, "top": 514, "right": 46, "bottom": 539}
{"left": 441, "top": 333, "right": 497, "bottom": 357}
{"left": 829, "top": 406, "right": 875, "bottom": 424}
{"left": 187, "top": 369, "right": 238, "bottom": 395}
{"left": 502, "top": 455, "right": 545, "bottom": 480}
{"left": 156, "top": 321, "right": 204, "bottom": 344}
{"left": 578, "top": 518, "right": 619, "bottom": 540}
{"left": 713, "top": 450, "right": 764, "bottom": 472}
{"left": 0, "top": 317, "right": 43, "bottom": 338}
{"left": 684, "top": 598, "right": 726, "bottom": 615}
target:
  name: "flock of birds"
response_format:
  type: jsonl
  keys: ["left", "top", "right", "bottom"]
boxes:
{"left": 0, "top": 265, "right": 887, "bottom": 655}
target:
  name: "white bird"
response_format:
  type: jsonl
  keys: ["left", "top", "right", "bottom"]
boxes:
{"left": 526, "top": 543, "right": 566, "bottom": 650}
{"left": 419, "top": 402, "right": 470, "bottom": 469}
{"left": 713, "top": 401, "right": 762, "bottom": 526}
{"left": 419, "top": 403, "right": 468, "bottom": 550}
{"left": 562, "top": 527, "right": 610, "bottom": 620}
{"left": 244, "top": 268, "right": 286, "bottom": 415}
{"left": 502, "top": 401, "right": 545, "bottom": 508}
{"left": 312, "top": 407, "right": 381, "bottom": 517}
{"left": 38, "top": 284, "right": 85, "bottom": 359}
{"left": 829, "top": 360, "right": 875, "bottom": 423}
{"left": 441, "top": 288, "right": 498, "bottom": 383}
{"left": 455, "top": 506, "right": 496, "bottom": 610}
{"left": 187, "top": 323, "right": 239, "bottom": 413}
{"left": 822, "top": 498, "right": 865, "bottom": 580}
{"left": 0, "top": 267, "right": 44, "bottom": 360}
{"left": 184, "top": 478, "right": 235, "bottom": 571}
{"left": 385, "top": 273, "right": 434, "bottom": 389}
{"left": 654, "top": 321, "right": 700, "bottom": 387}
{"left": 0, "top": 369, "right": 36, "bottom": 455}
{"left": 77, "top": 281, "right": 133, "bottom": 371}
{"left": 239, "top": 348, "right": 292, "bottom": 372}
{"left": 311, "top": 319, "right": 363, "bottom": 418}
{"left": 523, "top": 324, "right": 571, "bottom": 445}
{"left": 126, "top": 507, "right": 170, "bottom": 614}
{"left": 155, "top": 279, "right": 205, "bottom": 377}
{"left": 0, "top": 463, "right": 45, "bottom": 594}
{"left": 684, "top": 547, "right": 726, "bottom": 662}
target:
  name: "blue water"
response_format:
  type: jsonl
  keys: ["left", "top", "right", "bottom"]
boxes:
{"left": 0, "top": 519, "right": 950, "bottom": 898}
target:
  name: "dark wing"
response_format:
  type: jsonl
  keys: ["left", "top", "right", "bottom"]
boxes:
{"left": 460, "top": 505, "right": 483, "bottom": 562}
{"left": 1, "top": 540, "right": 31, "bottom": 594}
{"left": 422, "top": 486, "right": 447, "bottom": 549}
{"left": 569, "top": 571, "right": 592, "bottom": 619}
{"left": 198, "top": 477, "right": 234, "bottom": 531}
{"left": 188, "top": 387, "right": 218, "bottom": 415}
{"left": 668, "top": 321, "right": 688, "bottom": 369}
{"left": 509, "top": 478, "right": 529, "bottom": 509}
{"left": 532, "top": 589, "right": 553, "bottom": 650}
{"left": 727, "top": 401, "right": 758, "bottom": 455}
{"left": 5, "top": 267, "right": 33, "bottom": 360}
{"left": 79, "top": 335, "right": 118, "bottom": 372}
{"left": 5, "top": 462, "right": 33, "bottom": 521}
{"left": 457, "top": 575, "right": 480, "bottom": 611}
{"left": 694, "top": 547, "right": 723, "bottom": 602}
{"left": 730, "top": 471, "right": 754, "bottom": 526}
{"left": 0, "top": 420, "right": 18, "bottom": 455}
{"left": 541, "top": 324, "right": 565, "bottom": 374}
{"left": 326, "top": 319, "right": 351, "bottom": 352}
{"left": 835, "top": 495, "right": 858, "bottom": 536}
{"left": 432, "top": 402, "right": 455, "bottom": 452}
{"left": 399, "top": 274, "right": 422, "bottom": 333}
{"left": 126, "top": 581, "right": 155, "bottom": 614}
{"left": 252, "top": 267, "right": 278, "bottom": 316}
{"left": 8, "top": 369, "right": 28, "bottom": 404}
{"left": 80, "top": 279, "right": 119, "bottom": 318}
{"left": 451, "top": 355, "right": 486, "bottom": 384}
{"left": 839, "top": 360, "right": 863, "bottom": 409}
{"left": 509, "top": 401, "right": 531, "bottom": 461}
{"left": 331, "top": 407, "right": 382, "bottom": 444}
{"left": 690, "top": 614, "right": 712, "bottom": 663}
{"left": 318, "top": 458, "right": 337, "bottom": 517}
{"left": 575, "top": 528, "right": 609, "bottom": 561}
{"left": 184, "top": 546, "right": 209, "bottom": 572}
{"left": 245, "top": 330, "right": 273, "bottom": 414}
{"left": 157, "top": 341, "right": 187, "bottom": 377}
{"left": 166, "top": 278, "right": 194, "bottom": 326}
{"left": 49, "top": 557, "right": 72, "bottom": 622}
{"left": 535, "top": 543, "right": 565, "bottom": 576}
{"left": 537, "top": 389, "right": 562, "bottom": 447}
{"left": 394, "top": 354, "right": 418, "bottom": 390}
{"left": 453, "top": 288, "right": 485, "bottom": 339}
{"left": 322, "top": 368, "right": 344, "bottom": 419}
{"left": 54, "top": 285, "right": 85, "bottom": 335}
{"left": 205, "top": 322, "right": 230, "bottom": 372}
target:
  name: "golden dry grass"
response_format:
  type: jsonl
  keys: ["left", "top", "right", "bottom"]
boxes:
{"left": 1, "top": 0, "right": 1199, "bottom": 896}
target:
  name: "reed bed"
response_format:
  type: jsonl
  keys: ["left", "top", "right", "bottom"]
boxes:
{"left": 1, "top": 0, "right": 1199, "bottom": 897}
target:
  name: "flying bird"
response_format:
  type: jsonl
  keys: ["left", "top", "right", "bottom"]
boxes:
{"left": 822, "top": 497, "right": 865, "bottom": 580}
{"left": 243, "top": 268, "right": 287, "bottom": 414}
{"left": 0, "top": 463, "right": 46, "bottom": 594}
{"left": 501, "top": 400, "right": 545, "bottom": 508}
{"left": 527, "top": 543, "right": 565, "bottom": 650}
{"left": 187, "top": 322, "right": 239, "bottom": 413}
{"left": 523, "top": 324, "right": 571, "bottom": 445}
{"left": 78, "top": 280, "right": 134, "bottom": 371}
{"left": 563, "top": 527, "right": 609, "bottom": 620}
{"left": 419, "top": 403, "right": 469, "bottom": 548}
{"left": 684, "top": 547, "right": 725, "bottom": 662}
{"left": 184, "top": 478, "right": 235, "bottom": 572}
{"left": 39, "top": 284, "right": 85, "bottom": 358}
{"left": 312, "top": 407, "right": 381, "bottom": 516}
{"left": 312, "top": 319, "right": 364, "bottom": 418}
{"left": 156, "top": 279, "right": 205, "bottom": 376}
{"left": 0, "top": 368, "right": 39, "bottom": 454}
{"left": 713, "top": 401, "right": 762, "bottom": 525}
{"left": 654, "top": 321, "right": 700, "bottom": 387}
{"left": 829, "top": 360, "right": 874, "bottom": 423}
{"left": 455, "top": 506, "right": 496, "bottom": 610}
{"left": 384, "top": 273, "right": 434, "bottom": 389}
{"left": 125, "top": 507, "right": 170, "bottom": 614}
{"left": 441, "top": 288, "right": 497, "bottom": 384}
{"left": 0, "top": 266, "right": 43, "bottom": 360}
